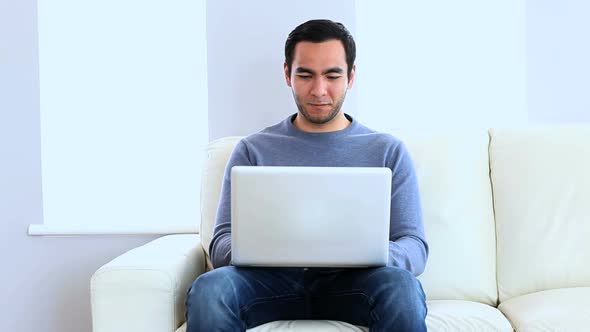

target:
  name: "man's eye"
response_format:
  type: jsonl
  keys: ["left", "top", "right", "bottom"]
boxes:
{"left": 327, "top": 76, "right": 341, "bottom": 80}
{"left": 297, "top": 75, "right": 312, "bottom": 79}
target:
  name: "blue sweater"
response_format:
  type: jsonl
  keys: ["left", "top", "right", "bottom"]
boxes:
{"left": 209, "top": 114, "right": 429, "bottom": 275}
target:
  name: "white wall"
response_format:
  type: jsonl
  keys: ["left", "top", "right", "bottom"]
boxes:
{"left": 355, "top": 1, "right": 527, "bottom": 133}
{"left": 527, "top": 0, "right": 590, "bottom": 123}
{"left": 206, "top": 0, "right": 356, "bottom": 140}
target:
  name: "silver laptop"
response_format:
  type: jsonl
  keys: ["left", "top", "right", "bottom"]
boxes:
{"left": 231, "top": 166, "right": 392, "bottom": 267}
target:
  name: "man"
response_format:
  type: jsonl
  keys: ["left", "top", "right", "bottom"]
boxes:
{"left": 186, "top": 19, "right": 428, "bottom": 332}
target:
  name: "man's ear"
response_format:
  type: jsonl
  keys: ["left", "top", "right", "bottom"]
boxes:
{"left": 284, "top": 62, "right": 292, "bottom": 87}
{"left": 347, "top": 64, "right": 356, "bottom": 89}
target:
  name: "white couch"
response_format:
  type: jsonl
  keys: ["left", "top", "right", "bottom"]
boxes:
{"left": 91, "top": 124, "right": 590, "bottom": 332}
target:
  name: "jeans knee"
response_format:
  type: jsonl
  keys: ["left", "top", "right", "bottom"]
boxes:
{"left": 186, "top": 267, "right": 237, "bottom": 311}
{"left": 185, "top": 267, "right": 245, "bottom": 332}
{"left": 371, "top": 267, "right": 426, "bottom": 313}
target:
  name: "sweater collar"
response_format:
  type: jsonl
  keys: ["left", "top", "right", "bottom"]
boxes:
{"left": 284, "top": 113, "right": 359, "bottom": 140}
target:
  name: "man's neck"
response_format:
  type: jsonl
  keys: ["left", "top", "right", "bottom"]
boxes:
{"left": 293, "top": 112, "right": 351, "bottom": 133}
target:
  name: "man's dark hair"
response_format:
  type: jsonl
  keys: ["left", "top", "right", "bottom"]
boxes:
{"left": 285, "top": 19, "right": 356, "bottom": 78}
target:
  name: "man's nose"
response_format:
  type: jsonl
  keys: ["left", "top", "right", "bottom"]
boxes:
{"left": 310, "top": 78, "right": 327, "bottom": 97}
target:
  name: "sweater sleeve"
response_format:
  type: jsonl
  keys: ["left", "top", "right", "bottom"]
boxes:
{"left": 387, "top": 141, "right": 429, "bottom": 276}
{"left": 208, "top": 140, "right": 253, "bottom": 268}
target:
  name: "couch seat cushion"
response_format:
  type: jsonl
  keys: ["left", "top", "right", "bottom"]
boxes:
{"left": 175, "top": 320, "right": 365, "bottom": 332}
{"left": 426, "top": 300, "right": 512, "bottom": 331}
{"left": 248, "top": 320, "right": 366, "bottom": 331}
{"left": 175, "top": 300, "right": 511, "bottom": 332}
{"left": 498, "top": 287, "right": 590, "bottom": 331}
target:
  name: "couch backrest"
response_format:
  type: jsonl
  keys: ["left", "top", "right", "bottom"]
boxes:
{"left": 394, "top": 130, "right": 498, "bottom": 306}
{"left": 489, "top": 124, "right": 590, "bottom": 303}
{"left": 200, "top": 131, "right": 498, "bottom": 305}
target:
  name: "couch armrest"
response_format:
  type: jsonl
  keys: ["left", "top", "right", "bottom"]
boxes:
{"left": 91, "top": 234, "right": 206, "bottom": 332}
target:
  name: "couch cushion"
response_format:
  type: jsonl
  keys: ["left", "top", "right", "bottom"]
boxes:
{"left": 394, "top": 130, "right": 498, "bottom": 305}
{"left": 426, "top": 300, "right": 512, "bottom": 332}
{"left": 489, "top": 124, "right": 590, "bottom": 302}
{"left": 175, "top": 321, "right": 366, "bottom": 332}
{"left": 248, "top": 321, "right": 367, "bottom": 332}
{"left": 175, "top": 300, "right": 511, "bottom": 332}
{"left": 498, "top": 287, "right": 590, "bottom": 331}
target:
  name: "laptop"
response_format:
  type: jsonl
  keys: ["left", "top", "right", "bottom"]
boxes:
{"left": 230, "top": 166, "right": 392, "bottom": 267}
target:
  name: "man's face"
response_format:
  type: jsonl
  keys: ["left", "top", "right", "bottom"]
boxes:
{"left": 284, "top": 39, "right": 355, "bottom": 125}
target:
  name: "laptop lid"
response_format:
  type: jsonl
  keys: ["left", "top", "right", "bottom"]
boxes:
{"left": 231, "top": 166, "right": 391, "bottom": 267}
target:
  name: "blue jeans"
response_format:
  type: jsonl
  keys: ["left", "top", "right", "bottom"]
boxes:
{"left": 185, "top": 266, "right": 427, "bottom": 332}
